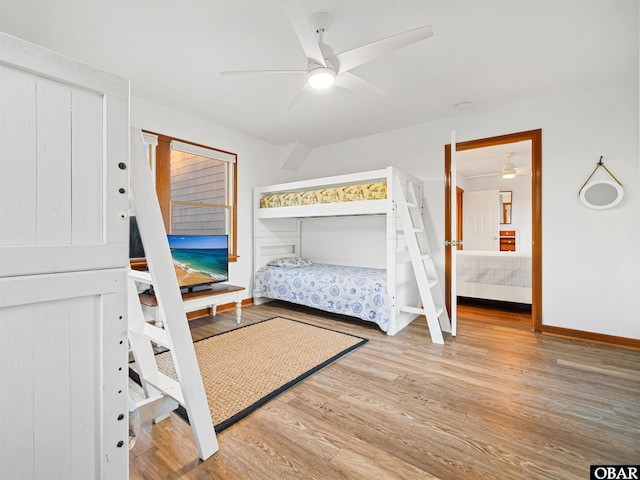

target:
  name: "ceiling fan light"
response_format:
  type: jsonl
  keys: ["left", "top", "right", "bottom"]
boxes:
{"left": 502, "top": 165, "right": 517, "bottom": 179}
{"left": 308, "top": 68, "right": 335, "bottom": 89}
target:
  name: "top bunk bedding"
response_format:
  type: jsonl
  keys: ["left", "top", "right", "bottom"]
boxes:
{"left": 254, "top": 167, "right": 420, "bottom": 219}
{"left": 260, "top": 181, "right": 387, "bottom": 208}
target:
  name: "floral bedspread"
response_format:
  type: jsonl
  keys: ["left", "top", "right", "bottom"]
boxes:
{"left": 253, "top": 263, "right": 390, "bottom": 331}
{"left": 260, "top": 182, "right": 387, "bottom": 208}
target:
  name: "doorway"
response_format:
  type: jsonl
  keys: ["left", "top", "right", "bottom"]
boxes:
{"left": 445, "top": 129, "right": 542, "bottom": 332}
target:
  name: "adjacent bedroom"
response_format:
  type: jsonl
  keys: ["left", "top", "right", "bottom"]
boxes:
{"left": 453, "top": 139, "right": 534, "bottom": 330}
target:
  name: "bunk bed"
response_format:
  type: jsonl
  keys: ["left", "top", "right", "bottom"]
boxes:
{"left": 253, "top": 167, "right": 424, "bottom": 336}
{"left": 456, "top": 250, "right": 532, "bottom": 304}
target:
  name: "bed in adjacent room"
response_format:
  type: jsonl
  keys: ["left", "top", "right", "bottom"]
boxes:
{"left": 456, "top": 250, "right": 532, "bottom": 304}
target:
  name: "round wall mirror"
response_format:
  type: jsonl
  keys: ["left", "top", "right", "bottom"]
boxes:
{"left": 579, "top": 180, "right": 624, "bottom": 209}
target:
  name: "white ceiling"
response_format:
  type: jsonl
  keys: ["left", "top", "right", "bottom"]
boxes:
{"left": 457, "top": 141, "right": 532, "bottom": 179}
{"left": 0, "top": 1, "right": 636, "bottom": 148}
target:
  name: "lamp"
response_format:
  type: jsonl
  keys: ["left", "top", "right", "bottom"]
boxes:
{"left": 307, "top": 67, "right": 335, "bottom": 89}
{"left": 502, "top": 153, "right": 517, "bottom": 179}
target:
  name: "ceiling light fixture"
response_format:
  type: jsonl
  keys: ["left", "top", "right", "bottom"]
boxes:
{"left": 502, "top": 153, "right": 517, "bottom": 179}
{"left": 307, "top": 67, "right": 335, "bottom": 89}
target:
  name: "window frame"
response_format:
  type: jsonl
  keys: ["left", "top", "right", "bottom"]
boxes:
{"left": 142, "top": 130, "right": 238, "bottom": 262}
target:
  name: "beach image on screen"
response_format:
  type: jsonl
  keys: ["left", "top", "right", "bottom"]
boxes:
{"left": 167, "top": 235, "right": 228, "bottom": 287}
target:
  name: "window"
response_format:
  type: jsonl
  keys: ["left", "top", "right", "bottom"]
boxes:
{"left": 143, "top": 132, "right": 238, "bottom": 261}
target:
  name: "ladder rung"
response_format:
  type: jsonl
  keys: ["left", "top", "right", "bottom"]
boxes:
{"left": 406, "top": 202, "right": 419, "bottom": 209}
{"left": 143, "top": 323, "right": 171, "bottom": 348}
{"left": 400, "top": 306, "right": 425, "bottom": 316}
{"left": 135, "top": 393, "right": 179, "bottom": 425}
{"left": 143, "top": 372, "right": 185, "bottom": 406}
{"left": 400, "top": 305, "right": 446, "bottom": 317}
{"left": 413, "top": 228, "right": 425, "bottom": 233}
{"left": 129, "top": 269, "right": 152, "bottom": 284}
{"left": 428, "top": 279, "right": 438, "bottom": 288}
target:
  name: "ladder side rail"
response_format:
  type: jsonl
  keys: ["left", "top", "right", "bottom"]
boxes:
{"left": 130, "top": 128, "right": 218, "bottom": 460}
{"left": 405, "top": 183, "right": 452, "bottom": 332}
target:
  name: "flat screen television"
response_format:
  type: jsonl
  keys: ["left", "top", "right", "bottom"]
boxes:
{"left": 167, "top": 234, "right": 229, "bottom": 290}
{"left": 129, "top": 216, "right": 146, "bottom": 260}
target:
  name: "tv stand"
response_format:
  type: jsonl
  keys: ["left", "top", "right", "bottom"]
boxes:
{"left": 131, "top": 270, "right": 245, "bottom": 324}
{"left": 181, "top": 284, "right": 245, "bottom": 322}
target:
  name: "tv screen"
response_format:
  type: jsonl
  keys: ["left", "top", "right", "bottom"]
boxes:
{"left": 129, "top": 216, "right": 146, "bottom": 259}
{"left": 167, "top": 235, "right": 229, "bottom": 289}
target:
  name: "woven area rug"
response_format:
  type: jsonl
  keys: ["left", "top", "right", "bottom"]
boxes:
{"left": 129, "top": 316, "right": 367, "bottom": 432}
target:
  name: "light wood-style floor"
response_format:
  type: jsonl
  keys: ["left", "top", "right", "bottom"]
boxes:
{"left": 129, "top": 301, "right": 639, "bottom": 480}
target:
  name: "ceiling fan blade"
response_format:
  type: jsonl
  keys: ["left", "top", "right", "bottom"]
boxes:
{"left": 464, "top": 172, "right": 501, "bottom": 179}
{"left": 335, "top": 25, "right": 433, "bottom": 73}
{"left": 286, "top": 82, "right": 311, "bottom": 110}
{"left": 220, "top": 69, "right": 306, "bottom": 76}
{"left": 281, "top": 0, "right": 326, "bottom": 67}
{"left": 334, "top": 72, "right": 386, "bottom": 96}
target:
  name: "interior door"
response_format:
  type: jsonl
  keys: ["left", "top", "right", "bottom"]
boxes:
{"left": 463, "top": 190, "right": 500, "bottom": 250}
{"left": 449, "top": 131, "right": 458, "bottom": 336}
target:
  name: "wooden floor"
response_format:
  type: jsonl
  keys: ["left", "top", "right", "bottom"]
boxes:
{"left": 129, "top": 302, "right": 640, "bottom": 480}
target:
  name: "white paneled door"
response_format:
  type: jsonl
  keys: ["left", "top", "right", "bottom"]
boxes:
{"left": 462, "top": 190, "right": 500, "bottom": 251}
{"left": 0, "top": 33, "right": 130, "bottom": 479}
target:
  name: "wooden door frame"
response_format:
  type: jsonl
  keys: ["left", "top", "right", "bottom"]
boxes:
{"left": 445, "top": 129, "right": 542, "bottom": 332}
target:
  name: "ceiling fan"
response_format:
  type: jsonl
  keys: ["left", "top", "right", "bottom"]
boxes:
{"left": 220, "top": 0, "right": 434, "bottom": 108}
{"left": 464, "top": 153, "right": 532, "bottom": 180}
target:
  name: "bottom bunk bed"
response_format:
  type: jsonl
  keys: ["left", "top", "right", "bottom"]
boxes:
{"left": 253, "top": 166, "right": 444, "bottom": 339}
{"left": 253, "top": 259, "right": 390, "bottom": 331}
{"left": 456, "top": 250, "right": 532, "bottom": 304}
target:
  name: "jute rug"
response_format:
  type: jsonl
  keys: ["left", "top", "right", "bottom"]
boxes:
{"left": 129, "top": 316, "right": 367, "bottom": 432}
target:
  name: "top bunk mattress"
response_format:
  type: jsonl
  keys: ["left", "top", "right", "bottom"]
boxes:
{"left": 259, "top": 181, "right": 387, "bottom": 208}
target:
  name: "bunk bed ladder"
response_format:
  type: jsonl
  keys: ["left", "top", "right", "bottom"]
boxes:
{"left": 395, "top": 179, "right": 452, "bottom": 345}
{"left": 127, "top": 128, "right": 218, "bottom": 461}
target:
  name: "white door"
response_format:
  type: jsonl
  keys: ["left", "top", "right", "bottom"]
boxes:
{"left": 450, "top": 131, "right": 458, "bottom": 336}
{"left": 463, "top": 190, "right": 500, "bottom": 251}
{"left": 0, "top": 33, "right": 129, "bottom": 479}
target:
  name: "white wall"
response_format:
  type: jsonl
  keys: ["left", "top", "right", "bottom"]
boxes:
{"left": 131, "top": 97, "right": 294, "bottom": 294}
{"left": 295, "top": 74, "right": 639, "bottom": 340}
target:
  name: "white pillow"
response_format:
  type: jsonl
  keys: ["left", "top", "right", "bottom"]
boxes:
{"left": 266, "top": 257, "right": 313, "bottom": 268}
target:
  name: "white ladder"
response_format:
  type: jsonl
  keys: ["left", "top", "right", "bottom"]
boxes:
{"left": 395, "top": 178, "right": 452, "bottom": 344}
{"left": 128, "top": 128, "right": 218, "bottom": 460}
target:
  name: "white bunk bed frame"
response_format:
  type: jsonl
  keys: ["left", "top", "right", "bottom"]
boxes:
{"left": 253, "top": 166, "right": 424, "bottom": 336}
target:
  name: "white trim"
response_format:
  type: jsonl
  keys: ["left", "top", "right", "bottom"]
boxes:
{"left": 142, "top": 132, "right": 158, "bottom": 146}
{"left": 170, "top": 140, "right": 236, "bottom": 163}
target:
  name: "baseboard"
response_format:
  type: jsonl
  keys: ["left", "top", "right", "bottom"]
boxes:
{"left": 541, "top": 325, "right": 640, "bottom": 350}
